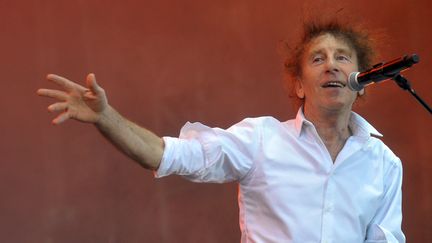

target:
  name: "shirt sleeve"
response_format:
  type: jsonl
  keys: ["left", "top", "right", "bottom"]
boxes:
{"left": 153, "top": 118, "right": 262, "bottom": 183}
{"left": 365, "top": 156, "right": 405, "bottom": 243}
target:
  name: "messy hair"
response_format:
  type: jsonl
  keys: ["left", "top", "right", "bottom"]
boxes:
{"left": 284, "top": 19, "right": 376, "bottom": 109}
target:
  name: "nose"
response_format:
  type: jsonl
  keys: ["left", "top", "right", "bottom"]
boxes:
{"left": 324, "top": 57, "right": 340, "bottom": 74}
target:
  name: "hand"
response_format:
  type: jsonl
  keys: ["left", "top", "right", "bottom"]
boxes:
{"left": 37, "top": 73, "right": 108, "bottom": 125}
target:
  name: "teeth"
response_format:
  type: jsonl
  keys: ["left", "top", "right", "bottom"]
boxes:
{"left": 323, "top": 81, "right": 345, "bottom": 88}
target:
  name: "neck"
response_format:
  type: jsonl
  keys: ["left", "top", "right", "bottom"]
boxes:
{"left": 303, "top": 104, "right": 352, "bottom": 161}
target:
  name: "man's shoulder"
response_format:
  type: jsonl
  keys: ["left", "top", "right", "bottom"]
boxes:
{"left": 367, "top": 136, "right": 402, "bottom": 166}
{"left": 239, "top": 115, "right": 285, "bottom": 123}
{"left": 234, "top": 116, "right": 293, "bottom": 129}
{"left": 228, "top": 116, "right": 299, "bottom": 140}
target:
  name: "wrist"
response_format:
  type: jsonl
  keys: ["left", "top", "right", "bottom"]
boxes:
{"left": 95, "top": 105, "right": 115, "bottom": 127}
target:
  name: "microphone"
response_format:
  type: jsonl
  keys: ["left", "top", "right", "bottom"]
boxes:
{"left": 347, "top": 54, "right": 420, "bottom": 91}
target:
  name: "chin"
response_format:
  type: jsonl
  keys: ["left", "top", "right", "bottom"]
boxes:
{"left": 323, "top": 100, "right": 353, "bottom": 112}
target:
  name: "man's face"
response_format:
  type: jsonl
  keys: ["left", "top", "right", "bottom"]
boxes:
{"left": 297, "top": 33, "right": 360, "bottom": 113}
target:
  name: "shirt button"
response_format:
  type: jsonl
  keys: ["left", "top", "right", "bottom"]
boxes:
{"left": 325, "top": 203, "right": 334, "bottom": 213}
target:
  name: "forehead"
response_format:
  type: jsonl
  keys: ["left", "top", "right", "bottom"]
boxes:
{"left": 305, "top": 33, "right": 355, "bottom": 56}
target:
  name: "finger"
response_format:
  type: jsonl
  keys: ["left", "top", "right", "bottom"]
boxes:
{"left": 48, "top": 102, "right": 68, "bottom": 113}
{"left": 37, "top": 88, "right": 68, "bottom": 100}
{"left": 52, "top": 112, "right": 70, "bottom": 125}
{"left": 46, "top": 74, "right": 86, "bottom": 92}
{"left": 86, "top": 73, "right": 103, "bottom": 96}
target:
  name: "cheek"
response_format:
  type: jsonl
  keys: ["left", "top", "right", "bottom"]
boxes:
{"left": 345, "top": 60, "right": 359, "bottom": 73}
{"left": 298, "top": 69, "right": 316, "bottom": 86}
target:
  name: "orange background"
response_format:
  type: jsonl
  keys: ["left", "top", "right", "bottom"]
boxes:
{"left": 1, "top": 0, "right": 431, "bottom": 242}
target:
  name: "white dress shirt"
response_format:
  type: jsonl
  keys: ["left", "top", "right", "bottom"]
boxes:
{"left": 155, "top": 109, "right": 405, "bottom": 243}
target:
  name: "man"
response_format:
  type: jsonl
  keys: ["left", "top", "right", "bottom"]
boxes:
{"left": 37, "top": 20, "right": 405, "bottom": 242}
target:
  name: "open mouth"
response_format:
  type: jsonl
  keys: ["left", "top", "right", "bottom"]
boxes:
{"left": 321, "top": 81, "right": 346, "bottom": 88}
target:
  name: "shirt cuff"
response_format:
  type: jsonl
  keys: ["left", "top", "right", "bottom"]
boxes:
{"left": 153, "top": 136, "right": 177, "bottom": 178}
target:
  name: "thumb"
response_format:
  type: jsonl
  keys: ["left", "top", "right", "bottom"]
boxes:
{"left": 86, "top": 73, "right": 103, "bottom": 95}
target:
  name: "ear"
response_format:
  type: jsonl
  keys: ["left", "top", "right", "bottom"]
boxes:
{"left": 358, "top": 88, "right": 365, "bottom": 96}
{"left": 295, "top": 80, "right": 305, "bottom": 99}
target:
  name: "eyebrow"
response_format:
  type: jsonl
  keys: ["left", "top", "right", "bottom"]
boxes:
{"left": 335, "top": 48, "right": 353, "bottom": 56}
{"left": 309, "top": 48, "right": 353, "bottom": 58}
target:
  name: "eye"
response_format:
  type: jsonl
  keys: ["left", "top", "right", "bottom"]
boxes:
{"left": 336, "top": 55, "right": 351, "bottom": 62}
{"left": 312, "top": 56, "right": 324, "bottom": 64}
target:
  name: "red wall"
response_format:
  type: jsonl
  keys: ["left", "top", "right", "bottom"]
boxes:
{"left": 1, "top": 0, "right": 431, "bottom": 242}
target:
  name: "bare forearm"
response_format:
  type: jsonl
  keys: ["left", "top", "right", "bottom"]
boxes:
{"left": 95, "top": 105, "right": 164, "bottom": 170}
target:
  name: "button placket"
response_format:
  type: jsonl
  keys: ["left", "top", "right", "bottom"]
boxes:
{"left": 321, "top": 176, "right": 335, "bottom": 243}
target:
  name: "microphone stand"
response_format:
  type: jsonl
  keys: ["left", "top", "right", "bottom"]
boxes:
{"left": 392, "top": 74, "right": 432, "bottom": 115}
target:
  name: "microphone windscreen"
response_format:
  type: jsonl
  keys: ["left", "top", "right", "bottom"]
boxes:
{"left": 348, "top": 72, "right": 363, "bottom": 91}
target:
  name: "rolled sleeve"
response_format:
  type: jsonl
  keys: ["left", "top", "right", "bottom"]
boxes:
{"left": 154, "top": 136, "right": 191, "bottom": 178}
{"left": 154, "top": 119, "right": 261, "bottom": 183}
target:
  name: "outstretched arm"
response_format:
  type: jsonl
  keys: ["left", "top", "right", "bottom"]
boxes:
{"left": 37, "top": 73, "right": 163, "bottom": 170}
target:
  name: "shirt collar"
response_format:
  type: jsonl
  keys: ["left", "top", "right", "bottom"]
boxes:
{"left": 294, "top": 107, "right": 383, "bottom": 138}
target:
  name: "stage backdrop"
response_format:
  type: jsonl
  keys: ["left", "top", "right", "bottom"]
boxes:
{"left": 0, "top": 0, "right": 430, "bottom": 242}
